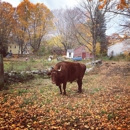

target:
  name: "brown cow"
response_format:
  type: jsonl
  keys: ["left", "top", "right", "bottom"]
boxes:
{"left": 48, "top": 61, "right": 86, "bottom": 95}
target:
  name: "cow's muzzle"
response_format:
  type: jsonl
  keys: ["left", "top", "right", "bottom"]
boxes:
{"left": 52, "top": 81, "right": 56, "bottom": 84}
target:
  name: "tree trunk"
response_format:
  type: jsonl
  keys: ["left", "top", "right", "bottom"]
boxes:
{"left": 92, "top": 39, "right": 96, "bottom": 61}
{"left": 100, "top": 43, "right": 107, "bottom": 56}
{"left": 0, "top": 54, "right": 4, "bottom": 90}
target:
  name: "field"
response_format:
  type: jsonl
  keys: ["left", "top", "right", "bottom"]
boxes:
{"left": 0, "top": 57, "right": 130, "bottom": 129}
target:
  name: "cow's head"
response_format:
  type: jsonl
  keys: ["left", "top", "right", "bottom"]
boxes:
{"left": 50, "top": 66, "right": 62, "bottom": 85}
{"left": 46, "top": 67, "right": 54, "bottom": 76}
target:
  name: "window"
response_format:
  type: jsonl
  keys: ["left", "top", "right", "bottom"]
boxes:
{"left": 15, "top": 46, "right": 16, "bottom": 48}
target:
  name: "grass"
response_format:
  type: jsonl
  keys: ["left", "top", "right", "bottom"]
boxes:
{"left": 1, "top": 57, "right": 130, "bottom": 129}
{"left": 3, "top": 56, "right": 93, "bottom": 72}
{"left": 17, "top": 89, "right": 28, "bottom": 95}
{"left": 100, "top": 54, "right": 130, "bottom": 61}
{"left": 4, "top": 58, "right": 58, "bottom": 72}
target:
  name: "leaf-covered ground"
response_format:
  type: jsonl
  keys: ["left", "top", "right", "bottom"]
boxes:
{"left": 0, "top": 61, "right": 130, "bottom": 130}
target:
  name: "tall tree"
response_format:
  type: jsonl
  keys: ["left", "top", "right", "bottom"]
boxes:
{"left": 67, "top": 7, "right": 95, "bottom": 52}
{"left": 14, "top": 0, "right": 34, "bottom": 55}
{"left": 27, "top": 3, "right": 53, "bottom": 54}
{"left": 53, "top": 9, "right": 78, "bottom": 52}
{"left": 14, "top": 0, "right": 53, "bottom": 55}
{"left": 0, "top": 1, "right": 16, "bottom": 55}
{"left": 95, "top": 7, "right": 107, "bottom": 55}
{"left": 70, "top": 0, "right": 112, "bottom": 58}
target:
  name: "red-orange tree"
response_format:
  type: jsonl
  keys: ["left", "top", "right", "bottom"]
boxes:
{"left": 0, "top": 1, "right": 16, "bottom": 54}
{"left": 0, "top": 1, "right": 16, "bottom": 90}
{"left": 14, "top": 0, "right": 53, "bottom": 54}
{"left": 97, "top": 0, "right": 128, "bottom": 9}
{"left": 14, "top": 0, "right": 34, "bottom": 54}
{"left": 27, "top": 3, "right": 53, "bottom": 54}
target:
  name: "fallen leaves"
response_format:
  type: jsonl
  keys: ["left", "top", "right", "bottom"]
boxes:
{"left": 0, "top": 61, "right": 130, "bottom": 129}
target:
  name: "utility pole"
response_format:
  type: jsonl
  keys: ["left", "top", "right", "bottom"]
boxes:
{"left": 0, "top": 54, "right": 4, "bottom": 90}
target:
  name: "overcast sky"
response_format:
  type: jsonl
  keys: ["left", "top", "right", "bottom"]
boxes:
{"left": 2, "top": 0, "right": 122, "bottom": 35}
{"left": 2, "top": 0, "right": 79, "bottom": 10}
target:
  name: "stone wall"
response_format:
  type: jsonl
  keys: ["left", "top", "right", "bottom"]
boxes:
{"left": 4, "top": 69, "right": 49, "bottom": 84}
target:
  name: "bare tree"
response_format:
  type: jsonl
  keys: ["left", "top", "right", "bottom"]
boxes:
{"left": 67, "top": 7, "right": 93, "bottom": 52}
{"left": 27, "top": 4, "right": 53, "bottom": 54}
{"left": 119, "top": 1, "right": 130, "bottom": 37}
{"left": 53, "top": 9, "right": 78, "bottom": 52}
{"left": 105, "top": 0, "right": 130, "bottom": 42}
{"left": 68, "top": 0, "right": 114, "bottom": 59}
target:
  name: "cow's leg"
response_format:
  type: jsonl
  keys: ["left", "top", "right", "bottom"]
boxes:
{"left": 59, "top": 85, "right": 62, "bottom": 94}
{"left": 63, "top": 82, "right": 67, "bottom": 95}
{"left": 77, "top": 79, "right": 82, "bottom": 93}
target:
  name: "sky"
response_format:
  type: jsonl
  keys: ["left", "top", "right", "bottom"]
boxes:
{"left": 2, "top": 0, "right": 79, "bottom": 10}
{"left": 2, "top": 0, "right": 122, "bottom": 36}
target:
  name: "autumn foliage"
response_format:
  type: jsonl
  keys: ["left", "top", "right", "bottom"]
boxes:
{"left": 0, "top": 2, "right": 16, "bottom": 46}
{"left": 97, "top": 0, "right": 129, "bottom": 9}
{"left": 0, "top": 0, "right": 53, "bottom": 55}
{"left": 117, "top": 0, "right": 129, "bottom": 9}
{"left": 15, "top": 0, "right": 53, "bottom": 54}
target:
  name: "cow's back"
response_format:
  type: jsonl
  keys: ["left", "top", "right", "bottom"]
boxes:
{"left": 55, "top": 61, "right": 86, "bottom": 82}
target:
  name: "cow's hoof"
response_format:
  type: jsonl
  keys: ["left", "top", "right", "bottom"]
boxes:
{"left": 77, "top": 91, "right": 82, "bottom": 93}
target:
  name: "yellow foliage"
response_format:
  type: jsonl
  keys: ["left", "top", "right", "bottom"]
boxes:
{"left": 124, "top": 51, "right": 130, "bottom": 56}
{"left": 47, "top": 36, "right": 63, "bottom": 47}
{"left": 15, "top": 0, "right": 53, "bottom": 52}
{"left": 96, "top": 42, "right": 101, "bottom": 55}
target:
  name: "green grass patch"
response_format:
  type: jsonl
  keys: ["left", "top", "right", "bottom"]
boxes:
{"left": 107, "top": 112, "right": 116, "bottom": 120}
{"left": 90, "top": 87, "right": 103, "bottom": 94}
{"left": 17, "top": 89, "right": 28, "bottom": 95}
{"left": 20, "top": 97, "right": 34, "bottom": 108}
{"left": 100, "top": 110, "right": 107, "bottom": 115}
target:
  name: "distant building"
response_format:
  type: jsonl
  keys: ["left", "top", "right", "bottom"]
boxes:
{"left": 8, "top": 43, "right": 19, "bottom": 54}
{"left": 66, "top": 49, "right": 74, "bottom": 58}
{"left": 107, "top": 39, "right": 130, "bottom": 56}
{"left": 7, "top": 43, "right": 31, "bottom": 55}
{"left": 66, "top": 46, "right": 93, "bottom": 59}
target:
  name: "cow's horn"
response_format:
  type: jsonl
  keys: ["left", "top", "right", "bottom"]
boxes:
{"left": 58, "top": 66, "right": 62, "bottom": 71}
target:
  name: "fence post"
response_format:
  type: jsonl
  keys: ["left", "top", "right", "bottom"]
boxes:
{"left": 0, "top": 54, "right": 4, "bottom": 90}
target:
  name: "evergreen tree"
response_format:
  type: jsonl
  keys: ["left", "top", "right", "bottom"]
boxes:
{"left": 94, "top": 7, "right": 107, "bottom": 55}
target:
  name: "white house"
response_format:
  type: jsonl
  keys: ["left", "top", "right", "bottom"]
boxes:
{"left": 107, "top": 39, "right": 130, "bottom": 56}
{"left": 66, "top": 49, "right": 74, "bottom": 58}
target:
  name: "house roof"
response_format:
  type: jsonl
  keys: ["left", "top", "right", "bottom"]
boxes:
{"left": 67, "top": 49, "right": 74, "bottom": 53}
{"left": 67, "top": 45, "right": 86, "bottom": 51}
